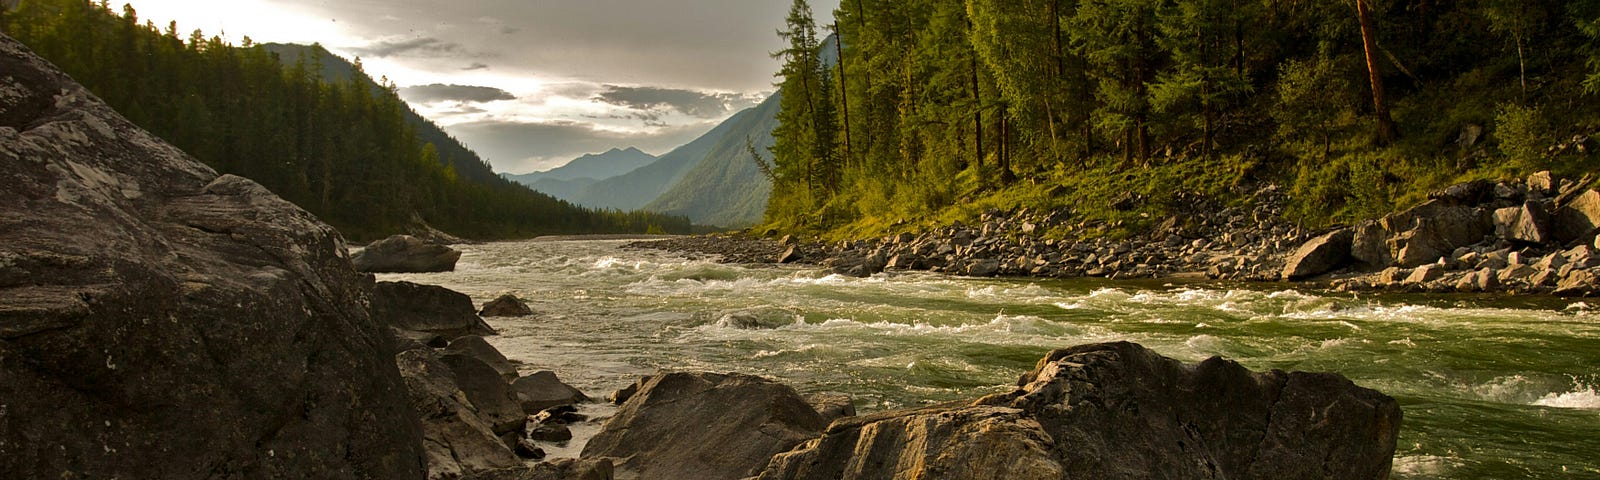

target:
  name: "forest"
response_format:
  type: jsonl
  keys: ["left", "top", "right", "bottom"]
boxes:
{"left": 1, "top": 0, "right": 692, "bottom": 241}
{"left": 766, "top": 0, "right": 1600, "bottom": 239}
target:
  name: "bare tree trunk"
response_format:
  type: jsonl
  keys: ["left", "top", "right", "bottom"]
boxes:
{"left": 1356, "top": 0, "right": 1399, "bottom": 144}
{"left": 834, "top": 21, "right": 853, "bottom": 169}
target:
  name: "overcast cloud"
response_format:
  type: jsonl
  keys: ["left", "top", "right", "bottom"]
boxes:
{"left": 121, "top": 0, "right": 839, "bottom": 173}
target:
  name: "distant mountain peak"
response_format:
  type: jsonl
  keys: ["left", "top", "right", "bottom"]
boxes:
{"left": 505, "top": 146, "right": 660, "bottom": 187}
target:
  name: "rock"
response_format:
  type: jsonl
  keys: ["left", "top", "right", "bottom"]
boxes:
{"left": 581, "top": 372, "right": 826, "bottom": 480}
{"left": 1281, "top": 229, "right": 1354, "bottom": 280}
{"left": 1354, "top": 201, "right": 1491, "bottom": 269}
{"left": 446, "top": 335, "right": 519, "bottom": 381}
{"left": 779, "top": 235, "right": 796, "bottom": 246}
{"left": 397, "top": 349, "right": 522, "bottom": 478}
{"left": 886, "top": 253, "right": 925, "bottom": 270}
{"left": 1528, "top": 171, "right": 1555, "bottom": 194}
{"left": 1428, "top": 179, "right": 1494, "bottom": 205}
{"left": 1553, "top": 189, "right": 1600, "bottom": 243}
{"left": 1350, "top": 220, "right": 1392, "bottom": 269}
{"left": 0, "top": 36, "right": 421, "bottom": 479}
{"left": 609, "top": 376, "right": 649, "bottom": 405}
{"left": 1555, "top": 269, "right": 1598, "bottom": 296}
{"left": 511, "top": 371, "right": 589, "bottom": 413}
{"left": 1405, "top": 264, "right": 1445, "bottom": 284}
{"left": 1498, "top": 264, "right": 1536, "bottom": 284}
{"left": 373, "top": 281, "right": 497, "bottom": 338}
{"left": 470, "top": 459, "right": 615, "bottom": 480}
{"left": 966, "top": 258, "right": 1002, "bottom": 277}
{"left": 777, "top": 245, "right": 801, "bottom": 264}
{"left": 1378, "top": 267, "right": 1409, "bottom": 285}
{"left": 1475, "top": 268, "right": 1500, "bottom": 291}
{"left": 512, "top": 439, "right": 547, "bottom": 460}
{"left": 757, "top": 342, "right": 1400, "bottom": 480}
{"left": 805, "top": 393, "right": 856, "bottom": 423}
{"left": 396, "top": 328, "right": 452, "bottom": 349}
{"left": 526, "top": 423, "right": 574, "bottom": 442}
{"left": 1493, "top": 201, "right": 1552, "bottom": 244}
{"left": 353, "top": 234, "right": 462, "bottom": 273}
{"left": 440, "top": 353, "right": 527, "bottom": 435}
{"left": 479, "top": 294, "right": 533, "bottom": 317}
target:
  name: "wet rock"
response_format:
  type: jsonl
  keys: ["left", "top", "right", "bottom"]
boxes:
{"left": 353, "top": 234, "right": 462, "bottom": 273}
{"left": 1281, "top": 229, "right": 1353, "bottom": 280}
{"left": 479, "top": 294, "right": 533, "bottom": 317}
{"left": 373, "top": 281, "right": 497, "bottom": 339}
{"left": 966, "top": 258, "right": 1002, "bottom": 277}
{"left": 609, "top": 376, "right": 649, "bottom": 405}
{"left": 397, "top": 349, "right": 522, "bottom": 478}
{"left": 526, "top": 423, "right": 573, "bottom": 443}
{"left": 758, "top": 342, "right": 1400, "bottom": 480}
{"left": 446, "top": 335, "right": 519, "bottom": 381}
{"left": 0, "top": 36, "right": 421, "bottom": 479}
{"left": 581, "top": 372, "right": 826, "bottom": 480}
{"left": 511, "top": 371, "right": 589, "bottom": 414}
{"left": 440, "top": 353, "right": 527, "bottom": 435}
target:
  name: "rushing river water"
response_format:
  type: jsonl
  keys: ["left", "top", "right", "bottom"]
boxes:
{"left": 381, "top": 238, "right": 1600, "bottom": 479}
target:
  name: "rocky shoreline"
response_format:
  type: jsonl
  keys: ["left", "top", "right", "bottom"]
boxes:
{"left": 632, "top": 172, "right": 1600, "bottom": 298}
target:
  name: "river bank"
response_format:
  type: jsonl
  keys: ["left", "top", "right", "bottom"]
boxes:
{"left": 633, "top": 172, "right": 1600, "bottom": 298}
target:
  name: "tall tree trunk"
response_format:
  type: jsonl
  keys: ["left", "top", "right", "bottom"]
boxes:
{"left": 834, "top": 21, "right": 853, "bottom": 169}
{"left": 1356, "top": 0, "right": 1398, "bottom": 144}
{"left": 1000, "top": 104, "right": 1015, "bottom": 182}
{"left": 971, "top": 34, "right": 983, "bottom": 170}
{"left": 1516, "top": 34, "right": 1528, "bottom": 102}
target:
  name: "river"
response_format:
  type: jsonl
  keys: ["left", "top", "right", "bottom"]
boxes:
{"left": 380, "top": 238, "right": 1600, "bottom": 479}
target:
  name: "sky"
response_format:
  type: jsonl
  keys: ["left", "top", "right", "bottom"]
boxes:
{"left": 118, "top": 0, "right": 839, "bottom": 174}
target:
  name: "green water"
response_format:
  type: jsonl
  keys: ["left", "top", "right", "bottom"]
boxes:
{"left": 382, "top": 239, "right": 1600, "bottom": 478}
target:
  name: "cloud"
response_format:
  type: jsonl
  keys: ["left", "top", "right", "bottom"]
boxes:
{"left": 446, "top": 119, "right": 717, "bottom": 173}
{"left": 350, "top": 36, "right": 462, "bottom": 58}
{"left": 462, "top": 62, "right": 490, "bottom": 71}
{"left": 595, "top": 85, "right": 760, "bottom": 119}
{"left": 398, "top": 84, "right": 516, "bottom": 103}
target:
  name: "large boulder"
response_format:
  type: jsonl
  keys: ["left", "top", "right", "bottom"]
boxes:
{"left": 397, "top": 349, "right": 523, "bottom": 478}
{"left": 373, "top": 281, "right": 496, "bottom": 338}
{"left": 446, "top": 335, "right": 519, "bottom": 381}
{"left": 1353, "top": 200, "right": 1491, "bottom": 268}
{"left": 1553, "top": 189, "right": 1600, "bottom": 243}
{"left": 581, "top": 372, "right": 827, "bottom": 480}
{"left": 511, "top": 371, "right": 590, "bottom": 413}
{"left": 1494, "top": 201, "right": 1552, "bottom": 245}
{"left": 353, "top": 234, "right": 462, "bottom": 273}
{"left": 1281, "top": 229, "right": 1353, "bottom": 280}
{"left": 440, "top": 353, "right": 528, "bottom": 435}
{"left": 756, "top": 342, "right": 1400, "bottom": 480}
{"left": 0, "top": 36, "right": 422, "bottom": 478}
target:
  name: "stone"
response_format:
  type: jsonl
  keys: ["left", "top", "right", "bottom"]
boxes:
{"left": 1281, "top": 229, "right": 1354, "bottom": 280}
{"left": 511, "top": 371, "right": 589, "bottom": 414}
{"left": 1378, "top": 267, "right": 1409, "bottom": 285}
{"left": 886, "top": 253, "right": 925, "bottom": 270}
{"left": 1405, "top": 264, "right": 1445, "bottom": 284}
{"left": 609, "top": 376, "right": 650, "bottom": 405}
{"left": 1350, "top": 220, "right": 1392, "bottom": 269}
{"left": 470, "top": 459, "right": 615, "bottom": 480}
{"left": 777, "top": 245, "right": 801, "bottom": 264}
{"left": 1429, "top": 179, "right": 1494, "bottom": 205}
{"left": 1528, "top": 171, "right": 1556, "bottom": 194}
{"left": 526, "top": 423, "right": 574, "bottom": 442}
{"left": 756, "top": 342, "right": 1400, "bottom": 480}
{"left": 372, "top": 281, "right": 497, "bottom": 339}
{"left": 446, "top": 335, "right": 519, "bottom": 381}
{"left": 966, "top": 258, "right": 1002, "bottom": 277}
{"left": 1555, "top": 269, "right": 1598, "bottom": 297}
{"left": 1498, "top": 264, "right": 1537, "bottom": 284}
{"left": 397, "top": 349, "right": 522, "bottom": 478}
{"left": 479, "top": 294, "right": 533, "bottom": 317}
{"left": 353, "top": 234, "right": 462, "bottom": 273}
{"left": 0, "top": 36, "right": 421, "bottom": 479}
{"left": 1553, "top": 189, "right": 1600, "bottom": 243}
{"left": 806, "top": 393, "right": 856, "bottom": 423}
{"left": 1493, "top": 201, "right": 1552, "bottom": 244}
{"left": 440, "top": 353, "right": 527, "bottom": 435}
{"left": 581, "top": 372, "right": 826, "bottom": 480}
{"left": 513, "top": 439, "right": 547, "bottom": 460}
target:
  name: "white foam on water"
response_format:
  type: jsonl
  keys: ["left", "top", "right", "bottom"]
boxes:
{"left": 1533, "top": 385, "right": 1600, "bottom": 409}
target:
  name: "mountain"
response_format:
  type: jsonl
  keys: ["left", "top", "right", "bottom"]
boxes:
{"left": 642, "top": 93, "right": 780, "bottom": 228}
{"left": 506, "top": 147, "right": 657, "bottom": 183}
{"left": 562, "top": 110, "right": 750, "bottom": 211}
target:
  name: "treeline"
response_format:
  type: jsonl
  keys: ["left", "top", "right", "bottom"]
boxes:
{"left": 2, "top": 0, "right": 691, "bottom": 240}
{"left": 767, "top": 0, "right": 1600, "bottom": 238}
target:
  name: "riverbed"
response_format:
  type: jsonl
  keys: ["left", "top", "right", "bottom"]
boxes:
{"left": 380, "top": 238, "right": 1600, "bottom": 479}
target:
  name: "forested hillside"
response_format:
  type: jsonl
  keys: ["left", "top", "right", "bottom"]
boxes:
{"left": 644, "top": 92, "right": 781, "bottom": 228}
{"left": 767, "top": 0, "right": 1600, "bottom": 239}
{"left": 1, "top": 0, "right": 690, "bottom": 240}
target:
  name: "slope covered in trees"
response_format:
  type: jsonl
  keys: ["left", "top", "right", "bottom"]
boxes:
{"left": 1, "top": 0, "right": 690, "bottom": 240}
{"left": 767, "top": 0, "right": 1600, "bottom": 239}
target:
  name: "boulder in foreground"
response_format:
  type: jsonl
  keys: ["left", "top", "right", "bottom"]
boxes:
{"left": 758, "top": 342, "right": 1401, "bottom": 480}
{"left": 372, "top": 281, "right": 496, "bottom": 338}
{"left": 0, "top": 34, "right": 421, "bottom": 479}
{"left": 354, "top": 234, "right": 462, "bottom": 273}
{"left": 479, "top": 293, "right": 533, "bottom": 317}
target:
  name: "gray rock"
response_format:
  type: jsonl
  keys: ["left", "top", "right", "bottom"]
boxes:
{"left": 1493, "top": 201, "right": 1552, "bottom": 244}
{"left": 1555, "top": 269, "right": 1598, "bottom": 297}
{"left": 446, "top": 335, "right": 519, "bottom": 381}
{"left": 511, "top": 371, "right": 589, "bottom": 413}
{"left": 1405, "top": 264, "right": 1445, "bottom": 284}
{"left": 0, "top": 36, "right": 421, "bottom": 480}
{"left": 886, "top": 253, "right": 925, "bottom": 270}
{"left": 1498, "top": 264, "right": 1537, "bottom": 284}
{"left": 1528, "top": 171, "right": 1556, "bottom": 194}
{"left": 479, "top": 294, "right": 533, "bottom": 317}
{"left": 966, "top": 258, "right": 1002, "bottom": 277}
{"left": 757, "top": 342, "right": 1400, "bottom": 480}
{"left": 397, "top": 349, "right": 522, "bottom": 478}
{"left": 469, "top": 458, "right": 615, "bottom": 480}
{"left": 777, "top": 245, "right": 800, "bottom": 264}
{"left": 1553, "top": 189, "right": 1600, "bottom": 243}
{"left": 805, "top": 393, "right": 856, "bottom": 423}
{"left": 1281, "top": 229, "right": 1353, "bottom": 280}
{"left": 440, "top": 353, "right": 527, "bottom": 435}
{"left": 354, "top": 235, "right": 462, "bottom": 273}
{"left": 1378, "top": 267, "right": 1409, "bottom": 285}
{"left": 581, "top": 372, "right": 826, "bottom": 480}
{"left": 373, "top": 281, "right": 497, "bottom": 339}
